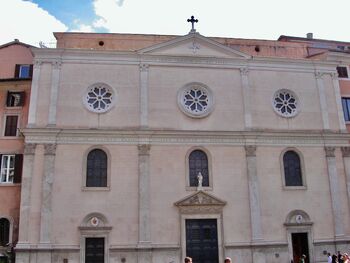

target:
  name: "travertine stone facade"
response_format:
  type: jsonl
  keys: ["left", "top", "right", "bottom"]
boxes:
{"left": 16, "top": 32, "right": 350, "bottom": 263}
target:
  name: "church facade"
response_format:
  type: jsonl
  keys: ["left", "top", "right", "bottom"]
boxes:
{"left": 15, "top": 29, "right": 350, "bottom": 263}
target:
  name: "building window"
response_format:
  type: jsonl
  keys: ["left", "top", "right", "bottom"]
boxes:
{"left": 283, "top": 151, "right": 303, "bottom": 186}
{"left": 272, "top": 89, "right": 299, "bottom": 118}
{"left": 86, "top": 149, "right": 107, "bottom": 187}
{"left": 6, "top": 91, "right": 25, "bottom": 107}
{"left": 0, "top": 218, "right": 10, "bottom": 246}
{"left": 85, "top": 237, "right": 105, "bottom": 263}
{"left": 189, "top": 150, "right": 209, "bottom": 187}
{"left": 4, "top": 116, "right": 18, "bottom": 136}
{"left": 342, "top": 97, "right": 350, "bottom": 122}
{"left": 178, "top": 82, "right": 214, "bottom": 118}
{"left": 337, "top": 66, "right": 349, "bottom": 79}
{"left": 14, "top": 64, "right": 33, "bottom": 79}
{"left": 83, "top": 83, "right": 116, "bottom": 113}
{"left": 0, "top": 154, "right": 23, "bottom": 184}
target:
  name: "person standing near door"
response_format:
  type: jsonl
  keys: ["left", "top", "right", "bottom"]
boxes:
{"left": 299, "top": 254, "right": 306, "bottom": 263}
{"left": 224, "top": 257, "right": 232, "bottom": 263}
{"left": 184, "top": 257, "right": 192, "bottom": 263}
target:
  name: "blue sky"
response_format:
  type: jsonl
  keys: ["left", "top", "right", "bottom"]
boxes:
{"left": 28, "top": 0, "right": 104, "bottom": 32}
{"left": 1, "top": 0, "right": 350, "bottom": 46}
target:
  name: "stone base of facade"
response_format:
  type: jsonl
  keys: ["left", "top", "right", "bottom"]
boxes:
{"left": 14, "top": 240, "right": 350, "bottom": 263}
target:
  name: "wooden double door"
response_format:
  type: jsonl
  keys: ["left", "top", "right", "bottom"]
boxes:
{"left": 186, "top": 219, "right": 219, "bottom": 263}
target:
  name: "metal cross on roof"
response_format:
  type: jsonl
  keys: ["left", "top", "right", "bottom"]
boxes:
{"left": 187, "top": 16, "right": 198, "bottom": 33}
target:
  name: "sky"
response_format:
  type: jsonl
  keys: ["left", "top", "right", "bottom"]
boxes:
{"left": 1, "top": 0, "right": 350, "bottom": 47}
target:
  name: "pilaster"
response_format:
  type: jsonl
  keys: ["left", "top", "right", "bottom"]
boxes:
{"left": 48, "top": 60, "right": 61, "bottom": 126}
{"left": 240, "top": 67, "right": 252, "bottom": 129}
{"left": 341, "top": 147, "right": 350, "bottom": 213}
{"left": 245, "top": 145, "right": 263, "bottom": 242}
{"left": 28, "top": 61, "right": 42, "bottom": 126}
{"left": 315, "top": 72, "right": 330, "bottom": 130}
{"left": 17, "top": 143, "right": 37, "bottom": 248}
{"left": 140, "top": 64, "right": 149, "bottom": 129}
{"left": 331, "top": 72, "right": 347, "bottom": 132}
{"left": 39, "top": 143, "right": 57, "bottom": 247}
{"left": 325, "top": 146, "right": 344, "bottom": 238}
{"left": 138, "top": 144, "right": 151, "bottom": 248}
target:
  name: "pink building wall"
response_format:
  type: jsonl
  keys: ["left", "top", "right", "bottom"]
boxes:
{"left": 0, "top": 41, "right": 33, "bottom": 246}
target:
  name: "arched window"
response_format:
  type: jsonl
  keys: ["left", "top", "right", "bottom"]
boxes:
{"left": 189, "top": 150, "right": 209, "bottom": 187}
{"left": 0, "top": 218, "right": 10, "bottom": 246}
{"left": 86, "top": 149, "right": 107, "bottom": 187}
{"left": 283, "top": 151, "right": 303, "bottom": 186}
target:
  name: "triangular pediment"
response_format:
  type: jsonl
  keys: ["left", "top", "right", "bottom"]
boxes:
{"left": 138, "top": 33, "right": 250, "bottom": 59}
{"left": 175, "top": 190, "right": 226, "bottom": 207}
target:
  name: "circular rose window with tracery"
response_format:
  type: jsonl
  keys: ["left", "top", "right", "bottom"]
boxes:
{"left": 178, "top": 83, "right": 214, "bottom": 118}
{"left": 272, "top": 89, "right": 299, "bottom": 118}
{"left": 83, "top": 83, "right": 116, "bottom": 113}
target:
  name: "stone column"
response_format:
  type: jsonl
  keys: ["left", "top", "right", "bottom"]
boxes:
{"left": 140, "top": 64, "right": 149, "bottom": 129}
{"left": 341, "top": 147, "right": 350, "bottom": 213}
{"left": 331, "top": 72, "right": 347, "bottom": 132}
{"left": 245, "top": 146, "right": 263, "bottom": 241}
{"left": 48, "top": 60, "right": 61, "bottom": 126}
{"left": 325, "top": 146, "right": 344, "bottom": 238}
{"left": 28, "top": 61, "right": 42, "bottom": 126}
{"left": 138, "top": 144, "right": 152, "bottom": 263}
{"left": 39, "top": 143, "right": 57, "bottom": 247}
{"left": 240, "top": 67, "right": 252, "bottom": 129}
{"left": 17, "top": 143, "right": 37, "bottom": 248}
{"left": 315, "top": 72, "right": 330, "bottom": 130}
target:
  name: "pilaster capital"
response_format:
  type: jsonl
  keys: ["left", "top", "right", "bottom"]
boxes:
{"left": 24, "top": 143, "right": 37, "bottom": 155}
{"left": 341, "top": 147, "right": 350, "bottom": 157}
{"left": 325, "top": 146, "right": 336, "bottom": 157}
{"left": 138, "top": 144, "right": 151, "bottom": 155}
{"left": 44, "top": 143, "right": 57, "bottom": 155}
{"left": 34, "top": 60, "right": 43, "bottom": 69}
{"left": 52, "top": 60, "right": 62, "bottom": 69}
{"left": 240, "top": 67, "right": 249, "bottom": 76}
{"left": 139, "top": 63, "right": 149, "bottom": 72}
{"left": 315, "top": 71, "right": 325, "bottom": 79}
{"left": 245, "top": 145, "right": 256, "bottom": 157}
{"left": 331, "top": 72, "right": 338, "bottom": 80}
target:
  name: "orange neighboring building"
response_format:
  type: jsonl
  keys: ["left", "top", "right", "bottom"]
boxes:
{"left": 0, "top": 39, "right": 33, "bottom": 261}
{"left": 278, "top": 34, "right": 350, "bottom": 132}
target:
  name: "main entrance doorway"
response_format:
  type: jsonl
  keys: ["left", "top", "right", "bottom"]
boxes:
{"left": 85, "top": 237, "right": 105, "bottom": 263}
{"left": 186, "top": 219, "right": 218, "bottom": 263}
{"left": 292, "top": 233, "right": 309, "bottom": 263}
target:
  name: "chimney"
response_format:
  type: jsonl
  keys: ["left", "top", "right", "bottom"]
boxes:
{"left": 306, "top": 33, "right": 313, "bottom": 39}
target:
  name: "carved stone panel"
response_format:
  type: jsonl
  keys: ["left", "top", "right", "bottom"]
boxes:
{"left": 174, "top": 191, "right": 226, "bottom": 214}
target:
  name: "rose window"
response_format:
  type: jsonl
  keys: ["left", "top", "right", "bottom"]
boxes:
{"left": 83, "top": 83, "right": 116, "bottom": 113}
{"left": 178, "top": 83, "right": 213, "bottom": 118}
{"left": 273, "top": 89, "right": 299, "bottom": 118}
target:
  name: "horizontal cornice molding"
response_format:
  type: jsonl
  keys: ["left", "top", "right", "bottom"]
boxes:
{"left": 21, "top": 128, "right": 350, "bottom": 147}
{"left": 32, "top": 48, "right": 338, "bottom": 72}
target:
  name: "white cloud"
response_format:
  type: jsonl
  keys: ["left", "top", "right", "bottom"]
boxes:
{"left": 70, "top": 19, "right": 95, "bottom": 33}
{"left": 91, "top": 0, "right": 350, "bottom": 42}
{"left": 0, "top": 0, "right": 67, "bottom": 46}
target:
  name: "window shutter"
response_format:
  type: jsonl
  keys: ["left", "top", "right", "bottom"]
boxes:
{"left": 19, "top": 92, "right": 26, "bottom": 106}
{"left": 6, "top": 91, "right": 11, "bottom": 107}
{"left": 29, "top": 64, "right": 33, "bottom": 78}
{"left": 14, "top": 64, "right": 20, "bottom": 78}
{"left": 14, "top": 154, "right": 23, "bottom": 183}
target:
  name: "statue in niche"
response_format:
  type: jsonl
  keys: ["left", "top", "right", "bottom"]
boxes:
{"left": 197, "top": 172, "right": 203, "bottom": 190}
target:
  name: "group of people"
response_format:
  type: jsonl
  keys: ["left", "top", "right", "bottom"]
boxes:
{"left": 328, "top": 251, "right": 350, "bottom": 263}
{"left": 184, "top": 256, "right": 232, "bottom": 263}
{"left": 184, "top": 252, "right": 350, "bottom": 263}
